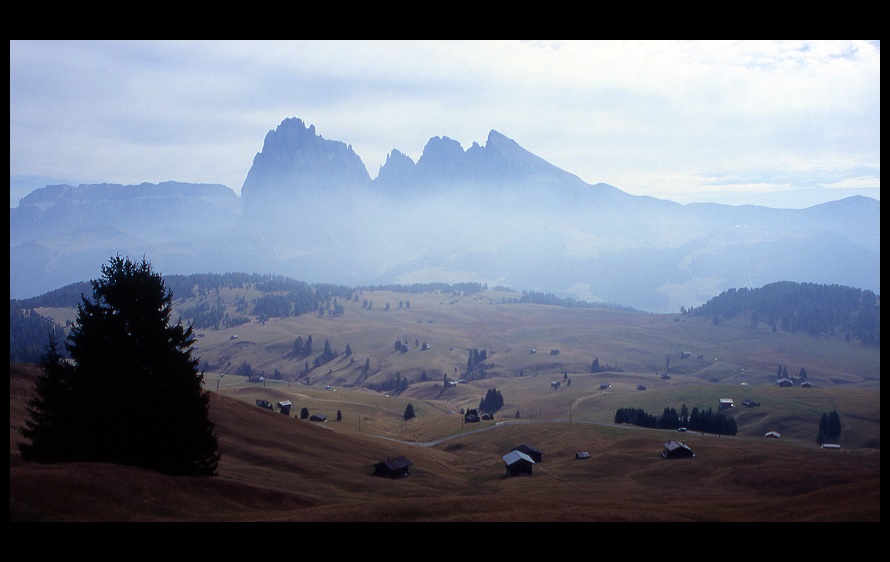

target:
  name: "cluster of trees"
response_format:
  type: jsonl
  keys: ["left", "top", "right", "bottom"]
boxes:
{"left": 292, "top": 335, "right": 313, "bottom": 357}
{"left": 180, "top": 296, "right": 249, "bottom": 330}
{"left": 614, "top": 404, "right": 738, "bottom": 435}
{"left": 367, "top": 371, "right": 410, "bottom": 394}
{"left": 513, "top": 291, "right": 638, "bottom": 311}
{"left": 479, "top": 388, "right": 504, "bottom": 414}
{"left": 687, "top": 281, "right": 880, "bottom": 344}
{"left": 312, "top": 339, "right": 338, "bottom": 368}
{"left": 298, "top": 406, "right": 342, "bottom": 420}
{"left": 291, "top": 335, "right": 342, "bottom": 370}
{"left": 817, "top": 410, "right": 842, "bottom": 445}
{"left": 9, "top": 302, "right": 67, "bottom": 363}
{"left": 466, "top": 348, "right": 488, "bottom": 378}
{"left": 321, "top": 299, "right": 345, "bottom": 317}
{"left": 10, "top": 271, "right": 357, "bottom": 329}
{"left": 590, "top": 357, "right": 622, "bottom": 373}
{"left": 172, "top": 274, "right": 353, "bottom": 321}
{"left": 777, "top": 365, "right": 807, "bottom": 380}
{"left": 163, "top": 272, "right": 275, "bottom": 298}
{"left": 296, "top": 405, "right": 343, "bottom": 421}
{"left": 357, "top": 282, "right": 486, "bottom": 295}
{"left": 19, "top": 256, "right": 220, "bottom": 476}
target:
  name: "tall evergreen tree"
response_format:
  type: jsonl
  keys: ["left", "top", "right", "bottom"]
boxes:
{"left": 19, "top": 256, "right": 220, "bottom": 476}
{"left": 818, "top": 410, "right": 843, "bottom": 444}
{"left": 19, "top": 330, "right": 77, "bottom": 462}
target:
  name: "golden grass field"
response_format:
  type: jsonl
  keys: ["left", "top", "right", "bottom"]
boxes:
{"left": 9, "top": 288, "right": 880, "bottom": 521}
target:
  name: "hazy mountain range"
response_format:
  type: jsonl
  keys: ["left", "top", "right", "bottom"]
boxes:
{"left": 9, "top": 117, "right": 880, "bottom": 312}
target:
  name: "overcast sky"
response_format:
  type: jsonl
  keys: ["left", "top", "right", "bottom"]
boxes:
{"left": 10, "top": 40, "right": 880, "bottom": 209}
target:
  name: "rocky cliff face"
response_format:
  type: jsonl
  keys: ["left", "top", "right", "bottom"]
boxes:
{"left": 240, "top": 117, "right": 371, "bottom": 211}
{"left": 372, "top": 129, "right": 589, "bottom": 193}
{"left": 372, "top": 149, "right": 418, "bottom": 192}
{"left": 10, "top": 181, "right": 238, "bottom": 246}
{"left": 241, "top": 118, "right": 591, "bottom": 200}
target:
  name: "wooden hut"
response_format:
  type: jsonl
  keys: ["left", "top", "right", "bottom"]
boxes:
{"left": 503, "top": 450, "right": 535, "bottom": 476}
{"left": 373, "top": 456, "right": 413, "bottom": 478}
{"left": 661, "top": 440, "right": 695, "bottom": 459}
{"left": 277, "top": 400, "right": 292, "bottom": 416}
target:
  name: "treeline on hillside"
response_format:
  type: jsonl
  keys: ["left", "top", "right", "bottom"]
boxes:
{"left": 615, "top": 405, "right": 738, "bottom": 436}
{"left": 357, "top": 281, "right": 486, "bottom": 295}
{"left": 686, "top": 281, "right": 879, "bottom": 345}
{"left": 12, "top": 273, "right": 342, "bottom": 309}
{"left": 179, "top": 297, "right": 250, "bottom": 330}
{"left": 13, "top": 281, "right": 92, "bottom": 309}
{"left": 164, "top": 273, "right": 354, "bottom": 303}
{"left": 512, "top": 291, "right": 639, "bottom": 311}
{"left": 10, "top": 274, "right": 491, "bottom": 360}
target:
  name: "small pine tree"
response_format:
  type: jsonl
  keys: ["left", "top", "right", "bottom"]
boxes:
{"left": 403, "top": 403, "right": 416, "bottom": 421}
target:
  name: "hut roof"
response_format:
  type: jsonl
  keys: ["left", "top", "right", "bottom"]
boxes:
{"left": 662, "top": 440, "right": 695, "bottom": 458}
{"left": 502, "top": 450, "right": 535, "bottom": 466}
{"left": 379, "top": 456, "right": 413, "bottom": 470}
{"left": 512, "top": 444, "right": 542, "bottom": 455}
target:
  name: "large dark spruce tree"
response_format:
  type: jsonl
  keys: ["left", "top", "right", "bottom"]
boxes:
{"left": 19, "top": 256, "right": 220, "bottom": 476}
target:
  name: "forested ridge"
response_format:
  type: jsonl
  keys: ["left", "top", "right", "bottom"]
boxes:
{"left": 9, "top": 274, "right": 495, "bottom": 362}
{"left": 687, "top": 281, "right": 879, "bottom": 345}
{"left": 11, "top": 276, "right": 880, "bottom": 365}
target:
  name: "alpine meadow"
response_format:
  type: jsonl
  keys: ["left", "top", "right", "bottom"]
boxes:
{"left": 10, "top": 115, "right": 880, "bottom": 522}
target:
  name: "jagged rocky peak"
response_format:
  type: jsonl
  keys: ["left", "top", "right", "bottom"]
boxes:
{"left": 415, "top": 136, "right": 468, "bottom": 182}
{"left": 373, "top": 129, "right": 585, "bottom": 192}
{"left": 241, "top": 117, "right": 371, "bottom": 206}
{"left": 373, "top": 149, "right": 417, "bottom": 190}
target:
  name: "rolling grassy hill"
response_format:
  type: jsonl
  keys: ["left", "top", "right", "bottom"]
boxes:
{"left": 10, "top": 288, "right": 880, "bottom": 521}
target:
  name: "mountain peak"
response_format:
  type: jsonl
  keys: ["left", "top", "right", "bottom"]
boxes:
{"left": 240, "top": 118, "right": 371, "bottom": 210}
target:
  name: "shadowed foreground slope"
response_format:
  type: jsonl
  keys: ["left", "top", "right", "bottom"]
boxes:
{"left": 9, "top": 363, "right": 879, "bottom": 522}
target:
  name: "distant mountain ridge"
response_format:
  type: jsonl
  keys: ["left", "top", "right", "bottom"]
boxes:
{"left": 9, "top": 117, "right": 881, "bottom": 312}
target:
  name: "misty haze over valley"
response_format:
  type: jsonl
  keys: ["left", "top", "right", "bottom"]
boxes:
{"left": 9, "top": 117, "right": 881, "bottom": 312}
